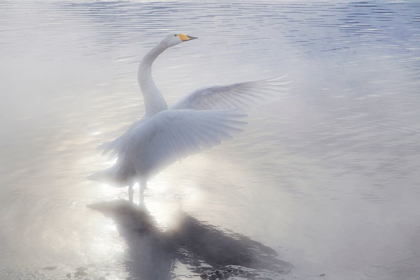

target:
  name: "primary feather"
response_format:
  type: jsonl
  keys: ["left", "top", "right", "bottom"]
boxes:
{"left": 170, "top": 75, "right": 291, "bottom": 110}
{"left": 127, "top": 109, "right": 246, "bottom": 179}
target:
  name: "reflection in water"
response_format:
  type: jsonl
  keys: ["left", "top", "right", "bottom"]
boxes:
{"left": 88, "top": 200, "right": 292, "bottom": 279}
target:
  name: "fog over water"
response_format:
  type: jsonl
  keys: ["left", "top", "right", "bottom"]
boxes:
{"left": 1, "top": 1, "right": 420, "bottom": 279}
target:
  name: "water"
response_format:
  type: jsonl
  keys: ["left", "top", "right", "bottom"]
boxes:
{"left": 1, "top": 1, "right": 420, "bottom": 279}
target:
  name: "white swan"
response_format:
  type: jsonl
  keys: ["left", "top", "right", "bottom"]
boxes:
{"left": 89, "top": 33, "right": 290, "bottom": 204}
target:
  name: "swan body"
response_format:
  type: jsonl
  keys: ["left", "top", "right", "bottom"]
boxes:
{"left": 89, "top": 33, "right": 290, "bottom": 204}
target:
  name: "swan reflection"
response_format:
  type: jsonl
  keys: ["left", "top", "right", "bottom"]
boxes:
{"left": 88, "top": 200, "right": 292, "bottom": 279}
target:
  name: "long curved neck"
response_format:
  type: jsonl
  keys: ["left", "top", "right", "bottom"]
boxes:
{"left": 138, "top": 41, "right": 169, "bottom": 117}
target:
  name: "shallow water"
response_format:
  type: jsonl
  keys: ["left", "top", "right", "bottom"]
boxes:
{"left": 1, "top": 1, "right": 420, "bottom": 279}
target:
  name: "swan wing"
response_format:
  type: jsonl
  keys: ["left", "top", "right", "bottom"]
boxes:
{"left": 170, "top": 75, "right": 291, "bottom": 110}
{"left": 126, "top": 109, "right": 247, "bottom": 177}
{"left": 99, "top": 118, "right": 147, "bottom": 160}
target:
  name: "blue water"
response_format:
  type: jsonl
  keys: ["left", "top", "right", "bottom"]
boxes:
{"left": 1, "top": 1, "right": 420, "bottom": 279}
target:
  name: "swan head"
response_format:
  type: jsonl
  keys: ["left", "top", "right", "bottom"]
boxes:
{"left": 160, "top": 33, "right": 197, "bottom": 48}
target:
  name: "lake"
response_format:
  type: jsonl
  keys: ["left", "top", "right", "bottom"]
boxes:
{"left": 1, "top": 1, "right": 420, "bottom": 279}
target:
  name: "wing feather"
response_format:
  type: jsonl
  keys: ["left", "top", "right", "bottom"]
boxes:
{"left": 170, "top": 75, "right": 291, "bottom": 111}
{"left": 125, "top": 109, "right": 247, "bottom": 178}
{"left": 99, "top": 75, "right": 282, "bottom": 159}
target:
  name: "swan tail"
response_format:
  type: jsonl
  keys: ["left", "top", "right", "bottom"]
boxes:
{"left": 98, "top": 138, "right": 126, "bottom": 160}
{"left": 87, "top": 166, "right": 129, "bottom": 188}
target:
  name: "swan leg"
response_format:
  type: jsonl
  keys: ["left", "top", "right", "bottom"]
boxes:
{"left": 128, "top": 184, "right": 134, "bottom": 204}
{"left": 139, "top": 179, "right": 147, "bottom": 206}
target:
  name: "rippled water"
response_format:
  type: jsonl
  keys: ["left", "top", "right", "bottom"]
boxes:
{"left": 1, "top": 1, "right": 420, "bottom": 279}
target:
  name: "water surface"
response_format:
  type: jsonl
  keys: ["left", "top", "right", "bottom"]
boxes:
{"left": 1, "top": 1, "right": 420, "bottom": 279}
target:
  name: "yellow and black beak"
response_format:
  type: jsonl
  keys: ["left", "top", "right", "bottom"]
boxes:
{"left": 177, "top": 34, "right": 198, "bottom": 42}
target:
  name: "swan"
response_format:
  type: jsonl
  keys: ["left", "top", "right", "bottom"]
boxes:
{"left": 88, "top": 33, "right": 290, "bottom": 204}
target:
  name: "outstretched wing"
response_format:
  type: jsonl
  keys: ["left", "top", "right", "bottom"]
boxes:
{"left": 170, "top": 76, "right": 291, "bottom": 110}
{"left": 126, "top": 109, "right": 247, "bottom": 178}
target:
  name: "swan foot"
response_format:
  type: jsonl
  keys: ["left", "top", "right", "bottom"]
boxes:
{"left": 138, "top": 179, "right": 147, "bottom": 207}
{"left": 128, "top": 184, "right": 134, "bottom": 204}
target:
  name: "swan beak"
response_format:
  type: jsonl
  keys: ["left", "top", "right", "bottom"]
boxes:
{"left": 178, "top": 34, "right": 198, "bottom": 41}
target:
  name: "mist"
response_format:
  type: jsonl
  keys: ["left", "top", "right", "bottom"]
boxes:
{"left": 1, "top": 1, "right": 420, "bottom": 279}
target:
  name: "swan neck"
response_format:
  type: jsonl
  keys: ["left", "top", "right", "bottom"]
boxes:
{"left": 141, "top": 42, "right": 167, "bottom": 69}
{"left": 138, "top": 42, "right": 169, "bottom": 116}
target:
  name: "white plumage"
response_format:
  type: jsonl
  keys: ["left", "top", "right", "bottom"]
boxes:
{"left": 171, "top": 75, "right": 290, "bottom": 111}
{"left": 128, "top": 109, "right": 247, "bottom": 178}
{"left": 89, "top": 33, "right": 289, "bottom": 204}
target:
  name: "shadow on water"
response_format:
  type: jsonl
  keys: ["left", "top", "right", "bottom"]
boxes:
{"left": 88, "top": 200, "right": 292, "bottom": 280}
